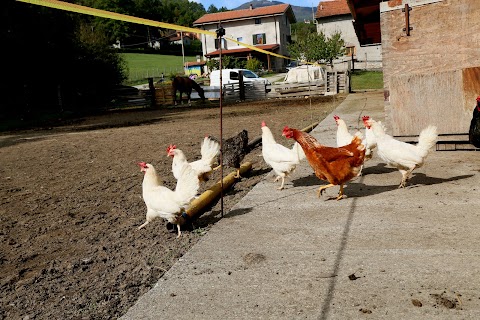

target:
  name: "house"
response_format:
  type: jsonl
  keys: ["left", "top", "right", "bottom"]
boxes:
{"left": 184, "top": 61, "right": 206, "bottom": 77}
{"left": 193, "top": 4, "right": 296, "bottom": 72}
{"left": 315, "top": 0, "right": 382, "bottom": 71}
{"left": 348, "top": 0, "right": 480, "bottom": 143}
{"left": 167, "top": 31, "right": 200, "bottom": 46}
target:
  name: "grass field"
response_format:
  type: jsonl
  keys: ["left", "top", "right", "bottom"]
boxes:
{"left": 122, "top": 53, "right": 384, "bottom": 90}
{"left": 351, "top": 70, "right": 383, "bottom": 90}
{"left": 121, "top": 53, "right": 198, "bottom": 85}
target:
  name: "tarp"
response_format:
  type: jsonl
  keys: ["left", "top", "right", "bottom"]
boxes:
{"left": 283, "top": 65, "right": 325, "bottom": 83}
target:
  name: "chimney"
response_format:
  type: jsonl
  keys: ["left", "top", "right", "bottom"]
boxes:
{"left": 249, "top": 3, "right": 253, "bottom": 10}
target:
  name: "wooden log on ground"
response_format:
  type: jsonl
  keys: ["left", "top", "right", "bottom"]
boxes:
{"left": 177, "top": 162, "right": 252, "bottom": 225}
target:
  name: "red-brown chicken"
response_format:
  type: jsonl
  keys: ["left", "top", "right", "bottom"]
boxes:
{"left": 282, "top": 126, "right": 366, "bottom": 200}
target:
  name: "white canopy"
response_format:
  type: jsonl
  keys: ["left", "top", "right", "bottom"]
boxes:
{"left": 283, "top": 65, "right": 325, "bottom": 83}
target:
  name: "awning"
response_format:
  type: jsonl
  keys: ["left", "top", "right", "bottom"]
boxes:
{"left": 346, "top": 0, "right": 382, "bottom": 46}
{"left": 205, "top": 44, "right": 280, "bottom": 58}
{"left": 184, "top": 61, "right": 206, "bottom": 67}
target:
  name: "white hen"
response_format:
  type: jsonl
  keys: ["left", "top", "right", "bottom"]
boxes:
{"left": 167, "top": 136, "right": 220, "bottom": 182}
{"left": 261, "top": 121, "right": 305, "bottom": 190}
{"left": 362, "top": 115, "right": 385, "bottom": 160}
{"left": 137, "top": 161, "right": 199, "bottom": 237}
{"left": 334, "top": 115, "right": 364, "bottom": 147}
{"left": 367, "top": 119, "right": 438, "bottom": 188}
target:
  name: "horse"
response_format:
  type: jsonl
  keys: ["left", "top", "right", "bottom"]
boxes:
{"left": 172, "top": 76, "right": 205, "bottom": 106}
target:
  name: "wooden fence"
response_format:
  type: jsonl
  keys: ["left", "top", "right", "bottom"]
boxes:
{"left": 121, "top": 71, "right": 351, "bottom": 109}
{"left": 268, "top": 71, "right": 349, "bottom": 98}
{"left": 223, "top": 82, "right": 268, "bottom": 102}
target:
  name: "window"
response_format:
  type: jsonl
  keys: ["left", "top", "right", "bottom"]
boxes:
{"left": 214, "top": 38, "right": 227, "bottom": 50}
{"left": 242, "top": 70, "right": 259, "bottom": 79}
{"left": 237, "top": 37, "right": 243, "bottom": 46}
{"left": 255, "top": 18, "right": 261, "bottom": 24}
{"left": 253, "top": 33, "right": 266, "bottom": 45}
{"left": 345, "top": 45, "right": 356, "bottom": 57}
{"left": 229, "top": 71, "right": 239, "bottom": 80}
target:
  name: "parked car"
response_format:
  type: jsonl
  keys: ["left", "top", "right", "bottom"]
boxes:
{"left": 285, "top": 61, "right": 301, "bottom": 72}
{"left": 209, "top": 69, "right": 271, "bottom": 87}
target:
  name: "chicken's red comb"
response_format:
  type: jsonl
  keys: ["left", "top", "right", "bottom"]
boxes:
{"left": 333, "top": 115, "right": 340, "bottom": 121}
{"left": 166, "top": 144, "right": 177, "bottom": 153}
{"left": 261, "top": 121, "right": 266, "bottom": 127}
{"left": 137, "top": 162, "right": 148, "bottom": 168}
{"left": 362, "top": 115, "right": 370, "bottom": 121}
{"left": 477, "top": 96, "right": 480, "bottom": 102}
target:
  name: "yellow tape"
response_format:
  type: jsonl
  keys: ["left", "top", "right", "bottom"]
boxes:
{"left": 17, "top": 0, "right": 216, "bottom": 36}
{"left": 16, "top": 0, "right": 293, "bottom": 61}
{"left": 225, "top": 38, "right": 288, "bottom": 59}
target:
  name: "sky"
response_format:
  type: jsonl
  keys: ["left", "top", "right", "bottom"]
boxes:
{"left": 191, "top": 0, "right": 318, "bottom": 10}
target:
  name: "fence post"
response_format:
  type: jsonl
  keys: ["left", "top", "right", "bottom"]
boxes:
{"left": 325, "top": 72, "right": 329, "bottom": 94}
{"left": 148, "top": 77, "right": 155, "bottom": 107}
{"left": 334, "top": 71, "right": 338, "bottom": 94}
{"left": 239, "top": 70, "right": 245, "bottom": 101}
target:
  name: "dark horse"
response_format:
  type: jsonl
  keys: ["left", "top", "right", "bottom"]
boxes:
{"left": 172, "top": 76, "right": 205, "bottom": 106}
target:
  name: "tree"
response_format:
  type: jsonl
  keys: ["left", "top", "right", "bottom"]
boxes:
{"left": 291, "top": 22, "right": 316, "bottom": 41}
{"left": 287, "top": 30, "right": 345, "bottom": 66}
{"left": 78, "top": 0, "right": 207, "bottom": 48}
{"left": 1, "top": 0, "right": 126, "bottom": 118}
{"left": 207, "top": 4, "right": 229, "bottom": 13}
{"left": 206, "top": 56, "right": 244, "bottom": 71}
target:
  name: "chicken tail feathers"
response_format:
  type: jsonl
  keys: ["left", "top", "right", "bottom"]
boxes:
{"left": 417, "top": 125, "right": 438, "bottom": 154}
{"left": 201, "top": 136, "right": 221, "bottom": 165}
{"left": 292, "top": 141, "right": 306, "bottom": 161}
{"left": 174, "top": 162, "right": 200, "bottom": 206}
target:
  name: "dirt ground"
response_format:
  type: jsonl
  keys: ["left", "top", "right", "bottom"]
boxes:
{"left": 0, "top": 94, "right": 346, "bottom": 319}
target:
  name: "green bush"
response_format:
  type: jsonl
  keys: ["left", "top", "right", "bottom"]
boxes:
{"left": 246, "top": 58, "right": 261, "bottom": 72}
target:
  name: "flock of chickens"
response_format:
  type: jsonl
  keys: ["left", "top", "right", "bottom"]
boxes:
{"left": 137, "top": 115, "right": 438, "bottom": 237}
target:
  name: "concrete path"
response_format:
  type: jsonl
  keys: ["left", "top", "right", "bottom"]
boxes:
{"left": 121, "top": 91, "right": 480, "bottom": 319}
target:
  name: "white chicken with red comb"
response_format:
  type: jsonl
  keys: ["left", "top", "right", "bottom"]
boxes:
{"left": 261, "top": 120, "right": 305, "bottom": 190}
{"left": 364, "top": 118, "right": 438, "bottom": 188}
{"left": 167, "top": 136, "right": 220, "bottom": 182}
{"left": 362, "top": 115, "right": 381, "bottom": 160}
{"left": 137, "top": 161, "right": 199, "bottom": 237}
{"left": 334, "top": 114, "right": 364, "bottom": 148}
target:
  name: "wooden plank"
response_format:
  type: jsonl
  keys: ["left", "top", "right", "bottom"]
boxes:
{"left": 389, "top": 69, "right": 471, "bottom": 136}
{"left": 380, "top": 0, "right": 480, "bottom": 136}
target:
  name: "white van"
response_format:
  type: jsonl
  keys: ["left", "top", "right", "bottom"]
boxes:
{"left": 209, "top": 69, "right": 271, "bottom": 87}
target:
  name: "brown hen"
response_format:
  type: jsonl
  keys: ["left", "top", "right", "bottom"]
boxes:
{"left": 282, "top": 126, "right": 365, "bottom": 200}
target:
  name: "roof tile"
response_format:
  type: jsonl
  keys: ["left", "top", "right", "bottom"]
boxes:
{"left": 315, "top": 0, "right": 351, "bottom": 19}
{"left": 194, "top": 4, "right": 291, "bottom": 25}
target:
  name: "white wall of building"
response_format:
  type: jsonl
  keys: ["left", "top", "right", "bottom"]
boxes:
{"left": 317, "top": 15, "right": 382, "bottom": 70}
{"left": 196, "top": 14, "right": 292, "bottom": 71}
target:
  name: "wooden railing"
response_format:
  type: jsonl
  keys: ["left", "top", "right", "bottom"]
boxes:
{"left": 137, "top": 71, "right": 351, "bottom": 108}
{"left": 269, "top": 71, "right": 350, "bottom": 98}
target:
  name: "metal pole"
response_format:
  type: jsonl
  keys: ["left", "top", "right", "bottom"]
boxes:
{"left": 216, "top": 25, "right": 225, "bottom": 218}
{"left": 181, "top": 31, "right": 185, "bottom": 74}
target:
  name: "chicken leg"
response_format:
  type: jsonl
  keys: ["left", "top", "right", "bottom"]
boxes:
{"left": 137, "top": 221, "right": 149, "bottom": 230}
{"left": 274, "top": 175, "right": 286, "bottom": 190}
{"left": 176, "top": 224, "right": 182, "bottom": 238}
{"left": 335, "top": 184, "right": 345, "bottom": 201}
{"left": 234, "top": 168, "right": 242, "bottom": 179}
{"left": 399, "top": 166, "right": 416, "bottom": 188}
{"left": 317, "top": 184, "right": 335, "bottom": 197}
{"left": 317, "top": 184, "right": 345, "bottom": 200}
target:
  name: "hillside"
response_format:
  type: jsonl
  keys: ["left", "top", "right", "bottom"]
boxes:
{"left": 235, "top": 0, "right": 317, "bottom": 23}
